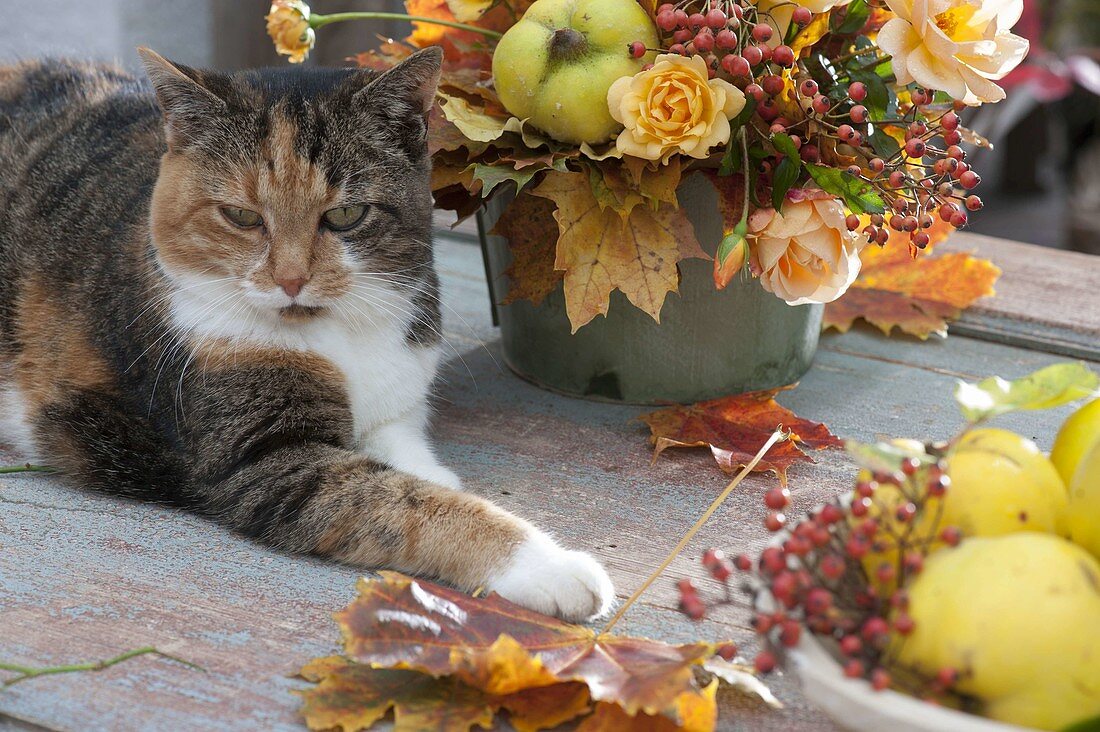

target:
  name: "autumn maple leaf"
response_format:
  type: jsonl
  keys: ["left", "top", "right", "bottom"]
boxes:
{"left": 824, "top": 223, "right": 1001, "bottom": 339}
{"left": 531, "top": 169, "right": 707, "bottom": 332}
{"left": 639, "top": 386, "right": 843, "bottom": 482}
{"left": 296, "top": 573, "right": 745, "bottom": 731}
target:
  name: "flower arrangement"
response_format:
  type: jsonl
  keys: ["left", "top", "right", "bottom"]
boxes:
{"left": 266, "top": 0, "right": 1029, "bottom": 332}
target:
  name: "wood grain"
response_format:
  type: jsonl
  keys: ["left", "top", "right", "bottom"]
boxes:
{"left": 0, "top": 236, "right": 1096, "bottom": 731}
{"left": 947, "top": 232, "right": 1100, "bottom": 360}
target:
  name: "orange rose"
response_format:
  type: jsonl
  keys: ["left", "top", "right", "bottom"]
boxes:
{"left": 749, "top": 197, "right": 866, "bottom": 304}
{"left": 266, "top": 0, "right": 315, "bottom": 64}
{"left": 607, "top": 54, "right": 746, "bottom": 163}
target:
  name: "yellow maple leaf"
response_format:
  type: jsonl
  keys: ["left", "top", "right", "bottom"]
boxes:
{"left": 824, "top": 236, "right": 1001, "bottom": 338}
{"left": 532, "top": 170, "right": 706, "bottom": 332}
{"left": 437, "top": 91, "right": 514, "bottom": 142}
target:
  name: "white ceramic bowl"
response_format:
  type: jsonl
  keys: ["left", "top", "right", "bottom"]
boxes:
{"left": 788, "top": 633, "right": 1034, "bottom": 732}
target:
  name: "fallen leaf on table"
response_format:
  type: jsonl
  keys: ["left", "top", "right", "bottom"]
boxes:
{"left": 297, "top": 572, "right": 770, "bottom": 731}
{"left": 824, "top": 225, "right": 1001, "bottom": 339}
{"left": 299, "top": 657, "right": 590, "bottom": 732}
{"left": 639, "top": 386, "right": 843, "bottom": 483}
{"left": 702, "top": 658, "right": 783, "bottom": 709}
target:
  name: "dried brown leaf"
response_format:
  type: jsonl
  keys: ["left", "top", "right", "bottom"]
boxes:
{"left": 639, "top": 386, "right": 843, "bottom": 482}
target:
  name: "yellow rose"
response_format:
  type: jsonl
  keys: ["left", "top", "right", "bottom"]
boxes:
{"left": 607, "top": 54, "right": 746, "bottom": 163}
{"left": 878, "top": 0, "right": 1029, "bottom": 104}
{"left": 266, "top": 0, "right": 316, "bottom": 64}
{"left": 748, "top": 197, "right": 866, "bottom": 305}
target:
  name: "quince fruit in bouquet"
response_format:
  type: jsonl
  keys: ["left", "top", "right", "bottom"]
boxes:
{"left": 896, "top": 533, "right": 1100, "bottom": 730}
{"left": 491, "top": 0, "right": 657, "bottom": 145}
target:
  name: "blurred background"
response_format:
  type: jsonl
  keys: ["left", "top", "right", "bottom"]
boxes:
{"left": 1, "top": 0, "right": 1098, "bottom": 254}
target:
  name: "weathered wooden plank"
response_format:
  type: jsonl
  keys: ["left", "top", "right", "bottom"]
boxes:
{"left": 1, "top": 237, "right": 1095, "bottom": 732}
{"left": 947, "top": 232, "right": 1100, "bottom": 360}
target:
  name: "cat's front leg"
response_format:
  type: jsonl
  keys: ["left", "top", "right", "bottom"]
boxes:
{"left": 359, "top": 408, "right": 462, "bottom": 490}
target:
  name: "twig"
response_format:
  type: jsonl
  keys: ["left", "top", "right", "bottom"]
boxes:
{"left": 1, "top": 647, "right": 203, "bottom": 688}
{"left": 601, "top": 428, "right": 791, "bottom": 635}
{"left": 310, "top": 11, "right": 503, "bottom": 39}
{"left": 0, "top": 464, "right": 54, "bottom": 474}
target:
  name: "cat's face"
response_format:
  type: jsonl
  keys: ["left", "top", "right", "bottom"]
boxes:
{"left": 141, "top": 48, "right": 441, "bottom": 323}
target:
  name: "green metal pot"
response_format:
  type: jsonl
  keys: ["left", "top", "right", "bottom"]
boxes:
{"left": 476, "top": 171, "right": 823, "bottom": 404}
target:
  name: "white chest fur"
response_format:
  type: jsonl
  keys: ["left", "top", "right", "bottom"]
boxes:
{"left": 168, "top": 281, "right": 443, "bottom": 448}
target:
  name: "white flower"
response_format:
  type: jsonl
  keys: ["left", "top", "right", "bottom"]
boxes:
{"left": 749, "top": 198, "right": 866, "bottom": 305}
{"left": 878, "top": 0, "right": 1030, "bottom": 105}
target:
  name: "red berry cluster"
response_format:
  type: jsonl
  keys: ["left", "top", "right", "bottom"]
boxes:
{"left": 763, "top": 74, "right": 983, "bottom": 251}
{"left": 627, "top": 0, "right": 985, "bottom": 250}
{"left": 631, "top": 0, "right": 811, "bottom": 80}
{"left": 852, "top": 100, "right": 983, "bottom": 250}
{"left": 677, "top": 456, "right": 968, "bottom": 698}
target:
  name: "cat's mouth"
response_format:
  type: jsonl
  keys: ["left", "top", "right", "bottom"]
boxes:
{"left": 279, "top": 304, "right": 326, "bottom": 321}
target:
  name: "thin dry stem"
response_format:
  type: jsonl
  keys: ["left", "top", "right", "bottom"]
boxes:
{"left": 601, "top": 428, "right": 791, "bottom": 635}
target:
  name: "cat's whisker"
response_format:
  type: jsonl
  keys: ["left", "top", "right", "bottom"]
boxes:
{"left": 127, "top": 276, "right": 240, "bottom": 329}
{"left": 348, "top": 275, "right": 500, "bottom": 375}
{"left": 177, "top": 291, "right": 246, "bottom": 426}
{"left": 344, "top": 289, "right": 478, "bottom": 389}
{"left": 146, "top": 289, "right": 241, "bottom": 415}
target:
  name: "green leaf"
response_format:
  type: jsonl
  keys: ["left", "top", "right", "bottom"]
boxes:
{"left": 771, "top": 132, "right": 800, "bottom": 160}
{"left": 1062, "top": 714, "right": 1100, "bottom": 732}
{"left": 846, "top": 439, "right": 936, "bottom": 474}
{"left": 730, "top": 94, "right": 758, "bottom": 132}
{"left": 771, "top": 156, "right": 800, "bottom": 211}
{"left": 954, "top": 362, "right": 1100, "bottom": 423}
{"left": 848, "top": 69, "right": 892, "bottom": 119}
{"left": 832, "top": 0, "right": 870, "bottom": 34}
{"left": 868, "top": 125, "right": 902, "bottom": 159}
{"left": 719, "top": 143, "right": 741, "bottom": 176}
{"left": 804, "top": 164, "right": 885, "bottom": 214}
{"left": 473, "top": 163, "right": 540, "bottom": 196}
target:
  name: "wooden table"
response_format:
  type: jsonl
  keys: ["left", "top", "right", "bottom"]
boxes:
{"left": 1, "top": 231, "right": 1098, "bottom": 731}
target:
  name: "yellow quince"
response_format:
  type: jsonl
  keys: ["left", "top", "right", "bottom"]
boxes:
{"left": 896, "top": 533, "right": 1100, "bottom": 730}
{"left": 491, "top": 0, "right": 657, "bottom": 145}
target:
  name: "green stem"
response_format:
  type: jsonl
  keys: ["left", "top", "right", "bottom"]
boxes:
{"left": 310, "top": 11, "right": 503, "bottom": 39}
{"left": 1, "top": 647, "right": 203, "bottom": 688}
{"left": 0, "top": 464, "right": 54, "bottom": 474}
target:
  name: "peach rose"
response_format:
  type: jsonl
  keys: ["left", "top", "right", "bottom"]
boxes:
{"left": 878, "top": 0, "right": 1029, "bottom": 105}
{"left": 266, "top": 0, "right": 315, "bottom": 64}
{"left": 748, "top": 197, "right": 866, "bottom": 305}
{"left": 607, "top": 54, "right": 746, "bottom": 163}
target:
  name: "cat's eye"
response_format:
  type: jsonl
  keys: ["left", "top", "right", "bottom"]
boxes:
{"left": 321, "top": 205, "right": 368, "bottom": 232}
{"left": 220, "top": 206, "right": 263, "bottom": 228}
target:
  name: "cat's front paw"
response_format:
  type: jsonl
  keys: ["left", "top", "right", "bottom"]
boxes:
{"left": 487, "top": 533, "right": 615, "bottom": 622}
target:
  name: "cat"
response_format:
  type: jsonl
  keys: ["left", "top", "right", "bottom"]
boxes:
{"left": 0, "top": 47, "right": 613, "bottom": 621}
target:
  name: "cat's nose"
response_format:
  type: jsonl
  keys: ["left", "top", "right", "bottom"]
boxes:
{"left": 276, "top": 276, "right": 308, "bottom": 298}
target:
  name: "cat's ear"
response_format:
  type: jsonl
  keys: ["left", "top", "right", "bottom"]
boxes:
{"left": 353, "top": 47, "right": 442, "bottom": 151}
{"left": 355, "top": 46, "right": 443, "bottom": 115}
{"left": 137, "top": 47, "right": 227, "bottom": 148}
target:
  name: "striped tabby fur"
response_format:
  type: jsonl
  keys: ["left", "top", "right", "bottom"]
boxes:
{"left": 0, "top": 48, "right": 612, "bottom": 620}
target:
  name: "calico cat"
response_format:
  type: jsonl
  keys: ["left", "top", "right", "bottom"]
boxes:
{"left": 0, "top": 47, "right": 613, "bottom": 621}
